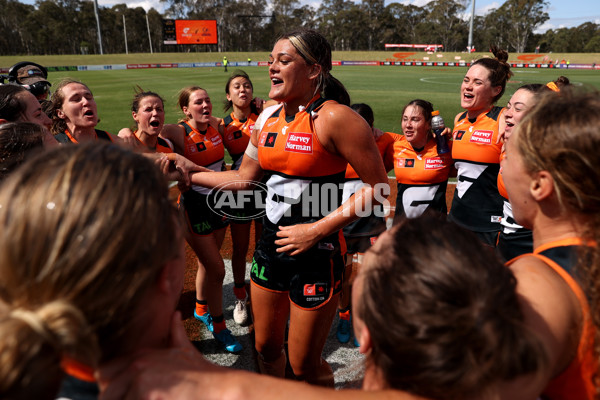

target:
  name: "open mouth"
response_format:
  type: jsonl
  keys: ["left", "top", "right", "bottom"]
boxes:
{"left": 84, "top": 110, "right": 94, "bottom": 117}
{"left": 150, "top": 120, "right": 160, "bottom": 128}
{"left": 271, "top": 78, "right": 283, "bottom": 85}
{"left": 463, "top": 93, "right": 474, "bottom": 99}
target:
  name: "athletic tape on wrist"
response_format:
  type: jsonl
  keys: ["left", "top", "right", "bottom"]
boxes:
{"left": 245, "top": 141, "right": 258, "bottom": 161}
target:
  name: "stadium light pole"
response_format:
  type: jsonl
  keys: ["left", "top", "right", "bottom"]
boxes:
{"left": 146, "top": 12, "right": 153, "bottom": 54}
{"left": 467, "top": 0, "right": 475, "bottom": 51}
{"left": 93, "top": 0, "right": 104, "bottom": 55}
{"left": 123, "top": 14, "right": 129, "bottom": 54}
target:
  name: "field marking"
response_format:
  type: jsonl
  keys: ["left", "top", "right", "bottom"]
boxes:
{"left": 419, "top": 77, "right": 461, "bottom": 85}
{"left": 513, "top": 70, "right": 540, "bottom": 74}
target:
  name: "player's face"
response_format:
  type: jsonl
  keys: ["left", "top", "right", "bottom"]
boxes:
{"left": 501, "top": 130, "right": 534, "bottom": 228}
{"left": 503, "top": 88, "right": 535, "bottom": 140}
{"left": 268, "top": 39, "right": 315, "bottom": 107}
{"left": 57, "top": 82, "right": 98, "bottom": 130}
{"left": 19, "top": 91, "right": 52, "bottom": 131}
{"left": 183, "top": 89, "right": 212, "bottom": 125}
{"left": 227, "top": 77, "right": 253, "bottom": 109}
{"left": 461, "top": 64, "right": 501, "bottom": 113}
{"left": 402, "top": 105, "right": 430, "bottom": 148}
{"left": 133, "top": 96, "right": 165, "bottom": 136}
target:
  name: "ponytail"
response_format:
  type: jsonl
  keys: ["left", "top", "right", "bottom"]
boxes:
{"left": 0, "top": 300, "right": 98, "bottom": 400}
{"left": 322, "top": 75, "right": 350, "bottom": 106}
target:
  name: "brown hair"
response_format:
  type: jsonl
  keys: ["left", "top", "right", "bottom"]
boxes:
{"left": 513, "top": 89, "right": 600, "bottom": 372}
{"left": 48, "top": 78, "right": 93, "bottom": 135}
{"left": 277, "top": 29, "right": 350, "bottom": 106}
{"left": 223, "top": 70, "right": 254, "bottom": 112}
{"left": 402, "top": 99, "right": 434, "bottom": 125}
{"left": 177, "top": 86, "right": 207, "bottom": 122}
{"left": 0, "top": 122, "right": 46, "bottom": 182}
{"left": 0, "top": 85, "right": 29, "bottom": 121}
{"left": 472, "top": 45, "right": 513, "bottom": 103}
{"left": 357, "top": 213, "right": 546, "bottom": 399}
{"left": 350, "top": 103, "right": 374, "bottom": 127}
{"left": 130, "top": 86, "right": 165, "bottom": 131}
{"left": 0, "top": 144, "right": 181, "bottom": 374}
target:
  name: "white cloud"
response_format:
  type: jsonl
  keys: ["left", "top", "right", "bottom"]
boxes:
{"left": 476, "top": 1, "right": 499, "bottom": 15}
{"left": 97, "top": 0, "right": 165, "bottom": 12}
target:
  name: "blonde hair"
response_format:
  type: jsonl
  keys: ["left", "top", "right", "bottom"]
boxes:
{"left": 278, "top": 30, "right": 350, "bottom": 106}
{"left": 0, "top": 143, "right": 181, "bottom": 396}
{"left": 0, "top": 301, "right": 89, "bottom": 399}
{"left": 177, "top": 86, "right": 207, "bottom": 122}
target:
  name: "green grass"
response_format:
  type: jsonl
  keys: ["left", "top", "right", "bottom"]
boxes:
{"left": 45, "top": 65, "right": 600, "bottom": 135}
{"left": 2, "top": 51, "right": 600, "bottom": 66}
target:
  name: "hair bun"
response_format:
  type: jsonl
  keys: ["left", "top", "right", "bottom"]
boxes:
{"left": 490, "top": 45, "right": 509, "bottom": 64}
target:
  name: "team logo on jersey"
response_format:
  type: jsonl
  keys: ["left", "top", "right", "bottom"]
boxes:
{"left": 470, "top": 130, "right": 493, "bottom": 145}
{"left": 454, "top": 130, "right": 466, "bottom": 140}
{"left": 260, "top": 132, "right": 278, "bottom": 147}
{"left": 195, "top": 142, "right": 207, "bottom": 152}
{"left": 396, "top": 158, "right": 415, "bottom": 168}
{"left": 233, "top": 130, "right": 243, "bottom": 139}
{"left": 303, "top": 283, "right": 327, "bottom": 298}
{"left": 284, "top": 132, "right": 313, "bottom": 154}
{"left": 425, "top": 157, "right": 446, "bottom": 169}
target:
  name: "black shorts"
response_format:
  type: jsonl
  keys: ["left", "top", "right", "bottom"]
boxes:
{"left": 496, "top": 229, "right": 533, "bottom": 262}
{"left": 251, "top": 224, "right": 344, "bottom": 310}
{"left": 342, "top": 211, "right": 386, "bottom": 254}
{"left": 179, "top": 189, "right": 229, "bottom": 236}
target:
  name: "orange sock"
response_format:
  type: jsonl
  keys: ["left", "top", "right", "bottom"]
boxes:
{"left": 233, "top": 285, "right": 247, "bottom": 300}
{"left": 195, "top": 302, "right": 209, "bottom": 316}
{"left": 339, "top": 309, "right": 351, "bottom": 321}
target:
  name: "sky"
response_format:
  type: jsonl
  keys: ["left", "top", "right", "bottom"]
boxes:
{"left": 21, "top": 0, "right": 600, "bottom": 34}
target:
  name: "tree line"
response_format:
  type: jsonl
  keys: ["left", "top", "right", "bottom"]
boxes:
{"left": 1, "top": 0, "right": 599, "bottom": 56}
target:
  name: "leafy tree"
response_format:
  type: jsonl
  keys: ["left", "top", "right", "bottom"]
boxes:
{"left": 423, "top": 0, "right": 468, "bottom": 51}
{"left": 584, "top": 34, "right": 600, "bottom": 52}
{"left": 497, "top": 0, "right": 549, "bottom": 52}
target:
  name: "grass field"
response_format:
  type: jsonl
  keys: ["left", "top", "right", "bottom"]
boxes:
{"left": 1, "top": 51, "right": 600, "bottom": 66}
{"left": 40, "top": 65, "right": 600, "bottom": 136}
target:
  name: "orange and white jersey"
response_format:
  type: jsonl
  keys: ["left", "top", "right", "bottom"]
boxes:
{"left": 133, "top": 132, "right": 174, "bottom": 154}
{"left": 180, "top": 121, "right": 224, "bottom": 194}
{"left": 498, "top": 151, "right": 527, "bottom": 234}
{"left": 257, "top": 97, "right": 347, "bottom": 226}
{"left": 345, "top": 131, "right": 394, "bottom": 180}
{"left": 392, "top": 135, "right": 452, "bottom": 219}
{"left": 450, "top": 106, "right": 504, "bottom": 232}
{"left": 222, "top": 111, "right": 259, "bottom": 170}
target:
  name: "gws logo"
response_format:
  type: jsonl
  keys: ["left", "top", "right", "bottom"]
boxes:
{"left": 208, "top": 180, "right": 268, "bottom": 221}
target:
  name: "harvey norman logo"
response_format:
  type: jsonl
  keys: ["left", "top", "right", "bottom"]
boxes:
{"left": 469, "top": 130, "right": 493, "bottom": 145}
{"left": 284, "top": 132, "right": 313, "bottom": 154}
{"left": 425, "top": 157, "right": 446, "bottom": 169}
